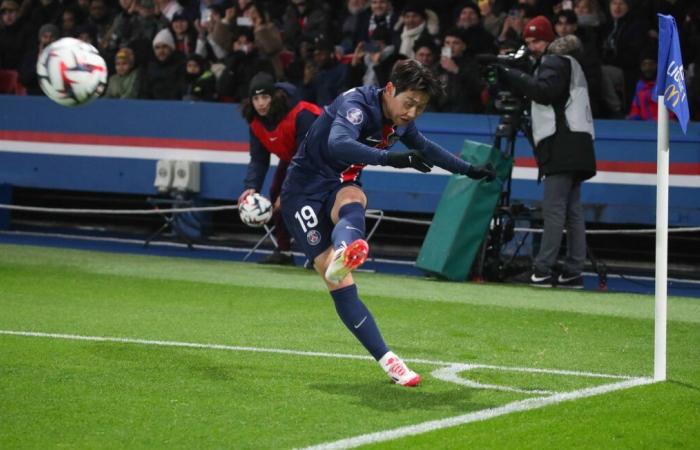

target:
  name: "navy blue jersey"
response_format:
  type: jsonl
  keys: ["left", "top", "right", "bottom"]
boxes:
{"left": 283, "top": 85, "right": 473, "bottom": 194}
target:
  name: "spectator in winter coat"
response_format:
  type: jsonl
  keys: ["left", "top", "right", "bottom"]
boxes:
{"left": 437, "top": 27, "right": 485, "bottom": 113}
{"left": 355, "top": 0, "right": 398, "bottom": 45}
{"left": 140, "top": 28, "right": 185, "bottom": 99}
{"left": 183, "top": 53, "right": 216, "bottom": 101}
{"left": 106, "top": 47, "right": 140, "bottom": 98}
{"left": 302, "top": 37, "right": 348, "bottom": 106}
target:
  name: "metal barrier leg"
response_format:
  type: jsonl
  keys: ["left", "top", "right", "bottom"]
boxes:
{"left": 243, "top": 225, "right": 277, "bottom": 261}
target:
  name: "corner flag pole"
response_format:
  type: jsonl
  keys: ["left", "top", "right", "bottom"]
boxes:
{"left": 653, "top": 13, "right": 689, "bottom": 382}
{"left": 654, "top": 97, "right": 669, "bottom": 382}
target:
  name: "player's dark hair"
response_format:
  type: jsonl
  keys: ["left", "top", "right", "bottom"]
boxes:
{"left": 240, "top": 88, "right": 291, "bottom": 124}
{"left": 389, "top": 59, "right": 444, "bottom": 101}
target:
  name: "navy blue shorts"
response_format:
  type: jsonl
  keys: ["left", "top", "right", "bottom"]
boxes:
{"left": 281, "top": 182, "right": 360, "bottom": 262}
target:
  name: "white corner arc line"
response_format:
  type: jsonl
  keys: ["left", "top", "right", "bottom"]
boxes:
{"left": 300, "top": 377, "right": 654, "bottom": 450}
{"left": 431, "top": 365, "right": 555, "bottom": 395}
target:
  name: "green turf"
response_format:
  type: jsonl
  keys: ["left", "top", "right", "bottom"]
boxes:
{"left": 1, "top": 244, "right": 698, "bottom": 449}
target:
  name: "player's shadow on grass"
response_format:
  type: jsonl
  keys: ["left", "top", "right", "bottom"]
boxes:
{"left": 86, "top": 342, "right": 237, "bottom": 381}
{"left": 310, "top": 382, "right": 493, "bottom": 413}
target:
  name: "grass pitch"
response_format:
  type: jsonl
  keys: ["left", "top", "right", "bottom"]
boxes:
{"left": 1, "top": 244, "right": 698, "bottom": 449}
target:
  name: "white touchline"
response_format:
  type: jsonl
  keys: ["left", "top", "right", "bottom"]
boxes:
{"left": 0, "top": 330, "right": 637, "bottom": 380}
{"left": 0, "top": 330, "right": 654, "bottom": 449}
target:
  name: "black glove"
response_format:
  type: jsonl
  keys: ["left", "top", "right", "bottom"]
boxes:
{"left": 383, "top": 151, "right": 433, "bottom": 173}
{"left": 466, "top": 163, "right": 496, "bottom": 181}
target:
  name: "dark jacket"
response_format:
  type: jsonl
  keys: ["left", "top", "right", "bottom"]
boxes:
{"left": 438, "top": 54, "right": 484, "bottom": 113}
{"left": 217, "top": 49, "right": 275, "bottom": 102}
{"left": 183, "top": 69, "right": 216, "bottom": 102}
{"left": 281, "top": 1, "right": 332, "bottom": 50}
{"left": 140, "top": 51, "right": 186, "bottom": 100}
{"left": 502, "top": 53, "right": 596, "bottom": 181}
{"left": 354, "top": 10, "right": 399, "bottom": 45}
{"left": 0, "top": 19, "right": 31, "bottom": 70}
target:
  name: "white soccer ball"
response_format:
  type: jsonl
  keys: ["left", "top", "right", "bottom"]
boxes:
{"left": 239, "top": 193, "right": 273, "bottom": 228}
{"left": 37, "top": 37, "right": 108, "bottom": 107}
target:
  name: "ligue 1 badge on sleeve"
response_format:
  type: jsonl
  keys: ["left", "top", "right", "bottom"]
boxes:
{"left": 346, "top": 108, "right": 364, "bottom": 125}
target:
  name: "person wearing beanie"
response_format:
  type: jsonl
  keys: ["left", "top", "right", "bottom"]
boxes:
{"left": 238, "top": 72, "right": 322, "bottom": 265}
{"left": 498, "top": 16, "right": 597, "bottom": 289}
{"left": 106, "top": 47, "right": 140, "bottom": 99}
{"left": 454, "top": 0, "right": 498, "bottom": 55}
{"left": 140, "top": 27, "right": 185, "bottom": 99}
{"left": 396, "top": 2, "right": 431, "bottom": 59}
{"left": 522, "top": 15, "right": 556, "bottom": 54}
{"left": 153, "top": 27, "right": 175, "bottom": 51}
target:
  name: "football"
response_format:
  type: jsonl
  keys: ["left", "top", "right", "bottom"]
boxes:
{"left": 37, "top": 37, "right": 108, "bottom": 107}
{"left": 239, "top": 193, "right": 273, "bottom": 228}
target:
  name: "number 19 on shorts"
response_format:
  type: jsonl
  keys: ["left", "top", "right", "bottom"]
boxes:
{"left": 294, "top": 205, "right": 318, "bottom": 232}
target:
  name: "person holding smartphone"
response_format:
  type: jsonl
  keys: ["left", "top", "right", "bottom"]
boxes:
{"left": 437, "top": 27, "right": 485, "bottom": 113}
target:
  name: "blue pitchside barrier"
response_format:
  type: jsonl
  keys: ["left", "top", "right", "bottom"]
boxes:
{"left": 0, "top": 95, "right": 698, "bottom": 225}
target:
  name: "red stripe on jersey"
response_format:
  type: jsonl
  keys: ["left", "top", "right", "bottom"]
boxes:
{"left": 375, "top": 124, "right": 396, "bottom": 149}
{"left": 339, "top": 124, "right": 395, "bottom": 181}
{"left": 340, "top": 163, "right": 366, "bottom": 182}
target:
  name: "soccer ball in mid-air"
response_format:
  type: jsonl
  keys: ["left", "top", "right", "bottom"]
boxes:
{"left": 239, "top": 193, "right": 273, "bottom": 228}
{"left": 37, "top": 37, "right": 107, "bottom": 107}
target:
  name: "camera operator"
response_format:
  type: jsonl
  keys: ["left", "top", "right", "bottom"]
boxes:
{"left": 497, "top": 16, "right": 596, "bottom": 289}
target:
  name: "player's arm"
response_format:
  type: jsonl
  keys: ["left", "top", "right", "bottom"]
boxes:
{"left": 327, "top": 101, "right": 386, "bottom": 165}
{"left": 327, "top": 100, "right": 433, "bottom": 172}
{"left": 401, "top": 122, "right": 496, "bottom": 180}
{"left": 240, "top": 133, "right": 270, "bottom": 204}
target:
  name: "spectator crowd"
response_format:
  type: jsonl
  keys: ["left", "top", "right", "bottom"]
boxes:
{"left": 0, "top": 0, "right": 698, "bottom": 121}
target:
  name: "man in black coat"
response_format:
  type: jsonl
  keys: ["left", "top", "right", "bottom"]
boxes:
{"left": 437, "top": 27, "right": 485, "bottom": 113}
{"left": 140, "top": 28, "right": 186, "bottom": 100}
{"left": 499, "top": 16, "right": 596, "bottom": 289}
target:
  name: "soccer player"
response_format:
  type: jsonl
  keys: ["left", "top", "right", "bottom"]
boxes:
{"left": 239, "top": 72, "right": 322, "bottom": 264}
{"left": 280, "top": 59, "right": 495, "bottom": 387}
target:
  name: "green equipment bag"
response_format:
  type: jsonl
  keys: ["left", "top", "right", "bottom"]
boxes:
{"left": 415, "top": 140, "right": 513, "bottom": 281}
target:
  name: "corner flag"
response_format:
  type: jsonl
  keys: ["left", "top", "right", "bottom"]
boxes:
{"left": 652, "top": 14, "right": 691, "bottom": 383}
{"left": 655, "top": 14, "right": 689, "bottom": 134}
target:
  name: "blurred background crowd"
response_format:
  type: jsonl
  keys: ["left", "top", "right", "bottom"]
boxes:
{"left": 0, "top": 0, "right": 698, "bottom": 121}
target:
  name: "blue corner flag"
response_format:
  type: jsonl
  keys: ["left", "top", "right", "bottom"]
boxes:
{"left": 655, "top": 14, "right": 690, "bottom": 134}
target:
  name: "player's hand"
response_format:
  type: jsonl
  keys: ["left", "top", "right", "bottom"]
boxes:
{"left": 238, "top": 188, "right": 255, "bottom": 206}
{"left": 383, "top": 151, "right": 432, "bottom": 173}
{"left": 465, "top": 163, "right": 496, "bottom": 181}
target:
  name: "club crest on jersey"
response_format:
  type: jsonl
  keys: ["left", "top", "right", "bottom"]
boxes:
{"left": 307, "top": 230, "right": 321, "bottom": 246}
{"left": 346, "top": 108, "right": 363, "bottom": 125}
